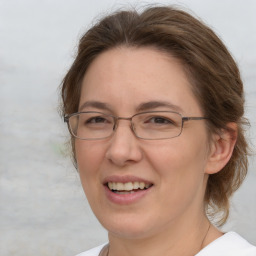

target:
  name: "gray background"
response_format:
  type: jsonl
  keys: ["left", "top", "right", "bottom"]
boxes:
{"left": 0, "top": 0, "right": 255, "bottom": 255}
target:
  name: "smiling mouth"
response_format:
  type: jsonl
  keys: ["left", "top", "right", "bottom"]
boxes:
{"left": 106, "top": 181, "right": 153, "bottom": 194}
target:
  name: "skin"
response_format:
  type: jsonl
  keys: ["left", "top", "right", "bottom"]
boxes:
{"left": 75, "top": 47, "right": 235, "bottom": 256}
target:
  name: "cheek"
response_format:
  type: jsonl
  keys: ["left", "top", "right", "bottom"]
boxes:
{"left": 76, "top": 140, "right": 105, "bottom": 167}
{"left": 147, "top": 137, "right": 207, "bottom": 170}
{"left": 146, "top": 137, "right": 208, "bottom": 195}
{"left": 75, "top": 141, "right": 105, "bottom": 190}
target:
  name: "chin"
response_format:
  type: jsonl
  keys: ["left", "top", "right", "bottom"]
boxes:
{"left": 99, "top": 213, "right": 157, "bottom": 240}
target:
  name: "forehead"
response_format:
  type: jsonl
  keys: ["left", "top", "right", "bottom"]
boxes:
{"left": 80, "top": 47, "right": 202, "bottom": 115}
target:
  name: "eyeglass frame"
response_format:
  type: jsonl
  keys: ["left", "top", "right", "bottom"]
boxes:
{"left": 64, "top": 111, "right": 208, "bottom": 140}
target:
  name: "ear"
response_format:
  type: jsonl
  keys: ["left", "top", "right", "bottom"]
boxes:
{"left": 205, "top": 123, "right": 237, "bottom": 174}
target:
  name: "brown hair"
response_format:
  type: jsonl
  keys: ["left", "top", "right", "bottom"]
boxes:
{"left": 60, "top": 6, "right": 249, "bottom": 226}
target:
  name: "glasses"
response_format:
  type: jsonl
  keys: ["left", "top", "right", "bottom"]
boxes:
{"left": 64, "top": 111, "right": 208, "bottom": 140}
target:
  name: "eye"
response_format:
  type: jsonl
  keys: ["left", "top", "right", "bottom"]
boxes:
{"left": 86, "top": 116, "right": 108, "bottom": 124}
{"left": 79, "top": 113, "right": 113, "bottom": 127}
{"left": 146, "top": 116, "right": 175, "bottom": 125}
{"left": 150, "top": 117, "right": 172, "bottom": 124}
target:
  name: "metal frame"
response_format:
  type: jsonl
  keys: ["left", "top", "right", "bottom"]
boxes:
{"left": 64, "top": 111, "right": 208, "bottom": 140}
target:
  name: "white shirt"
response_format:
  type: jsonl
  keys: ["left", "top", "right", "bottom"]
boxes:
{"left": 76, "top": 232, "right": 256, "bottom": 256}
{"left": 196, "top": 232, "right": 256, "bottom": 256}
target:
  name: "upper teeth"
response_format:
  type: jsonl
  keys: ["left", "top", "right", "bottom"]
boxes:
{"left": 108, "top": 181, "right": 150, "bottom": 191}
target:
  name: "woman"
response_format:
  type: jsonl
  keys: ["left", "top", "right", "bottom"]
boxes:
{"left": 60, "top": 5, "right": 256, "bottom": 256}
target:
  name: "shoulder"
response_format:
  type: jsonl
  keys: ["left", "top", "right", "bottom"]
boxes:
{"left": 75, "top": 244, "right": 107, "bottom": 256}
{"left": 197, "top": 232, "right": 256, "bottom": 256}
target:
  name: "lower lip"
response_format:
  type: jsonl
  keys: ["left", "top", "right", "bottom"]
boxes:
{"left": 104, "top": 185, "right": 153, "bottom": 205}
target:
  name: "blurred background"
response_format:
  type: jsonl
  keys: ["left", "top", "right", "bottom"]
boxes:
{"left": 0, "top": 0, "right": 255, "bottom": 255}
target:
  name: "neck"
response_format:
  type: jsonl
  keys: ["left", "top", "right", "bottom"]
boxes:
{"left": 107, "top": 213, "right": 213, "bottom": 256}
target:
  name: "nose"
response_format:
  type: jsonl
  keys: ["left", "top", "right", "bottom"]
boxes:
{"left": 105, "top": 120, "right": 143, "bottom": 167}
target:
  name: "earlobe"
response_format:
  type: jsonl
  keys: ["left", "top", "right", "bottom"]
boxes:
{"left": 205, "top": 123, "right": 237, "bottom": 174}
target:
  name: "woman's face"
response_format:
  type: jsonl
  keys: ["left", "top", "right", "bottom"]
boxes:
{"left": 76, "top": 47, "right": 211, "bottom": 239}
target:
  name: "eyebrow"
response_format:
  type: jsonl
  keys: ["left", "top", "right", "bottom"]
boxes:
{"left": 79, "top": 100, "right": 184, "bottom": 113}
{"left": 136, "top": 101, "right": 184, "bottom": 113}
{"left": 79, "top": 101, "right": 113, "bottom": 112}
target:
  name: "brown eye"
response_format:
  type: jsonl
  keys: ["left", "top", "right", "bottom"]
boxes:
{"left": 86, "top": 116, "right": 108, "bottom": 124}
{"left": 146, "top": 116, "right": 175, "bottom": 125}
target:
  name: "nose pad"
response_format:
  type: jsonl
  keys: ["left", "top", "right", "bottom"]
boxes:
{"left": 113, "top": 122, "right": 117, "bottom": 131}
{"left": 130, "top": 122, "right": 137, "bottom": 137}
{"left": 113, "top": 117, "right": 134, "bottom": 135}
{"left": 105, "top": 119, "right": 142, "bottom": 166}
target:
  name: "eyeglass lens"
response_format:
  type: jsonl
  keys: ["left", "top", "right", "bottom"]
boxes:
{"left": 68, "top": 112, "right": 183, "bottom": 140}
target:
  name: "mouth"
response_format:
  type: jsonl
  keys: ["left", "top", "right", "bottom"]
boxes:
{"left": 106, "top": 181, "right": 153, "bottom": 194}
